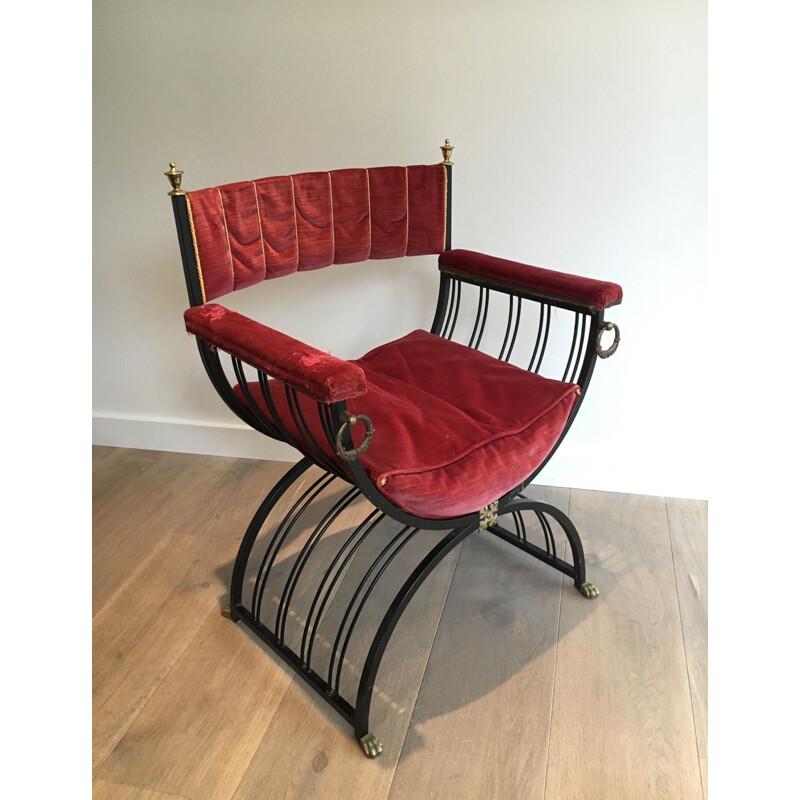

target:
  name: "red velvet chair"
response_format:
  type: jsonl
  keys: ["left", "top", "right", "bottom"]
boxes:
{"left": 165, "top": 141, "right": 622, "bottom": 758}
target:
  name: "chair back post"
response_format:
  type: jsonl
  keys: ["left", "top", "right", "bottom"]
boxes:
{"left": 165, "top": 164, "right": 266, "bottom": 428}
{"left": 164, "top": 163, "right": 205, "bottom": 307}
{"left": 430, "top": 140, "right": 454, "bottom": 335}
{"left": 439, "top": 138, "right": 453, "bottom": 251}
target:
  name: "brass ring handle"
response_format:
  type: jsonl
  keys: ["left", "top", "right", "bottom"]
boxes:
{"left": 335, "top": 413, "right": 375, "bottom": 461}
{"left": 596, "top": 321, "right": 620, "bottom": 359}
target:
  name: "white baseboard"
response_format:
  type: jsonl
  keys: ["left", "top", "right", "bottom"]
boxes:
{"left": 536, "top": 447, "right": 707, "bottom": 501}
{"left": 92, "top": 413, "right": 298, "bottom": 462}
{"left": 92, "top": 413, "right": 706, "bottom": 501}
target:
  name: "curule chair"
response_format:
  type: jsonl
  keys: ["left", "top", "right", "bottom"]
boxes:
{"left": 164, "top": 140, "right": 622, "bottom": 759}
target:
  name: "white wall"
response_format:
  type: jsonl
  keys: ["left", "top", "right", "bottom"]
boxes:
{"left": 93, "top": 0, "right": 707, "bottom": 499}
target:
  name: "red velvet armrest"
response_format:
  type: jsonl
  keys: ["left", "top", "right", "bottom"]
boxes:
{"left": 184, "top": 304, "right": 367, "bottom": 404}
{"left": 439, "top": 249, "right": 623, "bottom": 311}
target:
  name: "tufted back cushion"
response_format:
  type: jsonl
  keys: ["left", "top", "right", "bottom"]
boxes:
{"left": 185, "top": 164, "right": 447, "bottom": 302}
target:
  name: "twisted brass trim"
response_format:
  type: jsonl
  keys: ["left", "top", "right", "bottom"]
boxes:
{"left": 441, "top": 163, "right": 448, "bottom": 251}
{"left": 596, "top": 321, "right": 620, "bottom": 359}
{"left": 185, "top": 196, "right": 207, "bottom": 303}
{"left": 335, "top": 413, "right": 375, "bottom": 461}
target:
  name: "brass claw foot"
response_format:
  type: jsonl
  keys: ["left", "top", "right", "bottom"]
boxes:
{"left": 220, "top": 604, "right": 241, "bottom": 622}
{"left": 579, "top": 582, "right": 599, "bottom": 599}
{"left": 359, "top": 733, "right": 383, "bottom": 758}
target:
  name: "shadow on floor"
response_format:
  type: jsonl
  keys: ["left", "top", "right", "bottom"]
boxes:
{"left": 203, "top": 473, "right": 616, "bottom": 762}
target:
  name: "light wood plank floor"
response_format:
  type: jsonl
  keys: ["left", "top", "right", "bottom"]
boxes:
{"left": 93, "top": 447, "right": 707, "bottom": 800}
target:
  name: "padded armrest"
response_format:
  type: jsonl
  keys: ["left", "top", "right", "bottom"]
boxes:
{"left": 184, "top": 304, "right": 367, "bottom": 404}
{"left": 439, "top": 249, "right": 623, "bottom": 311}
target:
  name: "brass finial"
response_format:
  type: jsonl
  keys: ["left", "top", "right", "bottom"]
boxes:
{"left": 164, "top": 162, "right": 186, "bottom": 196}
{"left": 440, "top": 139, "right": 454, "bottom": 165}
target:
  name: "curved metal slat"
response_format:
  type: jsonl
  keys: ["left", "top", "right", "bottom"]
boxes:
{"left": 230, "top": 356, "right": 281, "bottom": 438}
{"left": 504, "top": 295, "right": 522, "bottom": 362}
{"left": 534, "top": 305, "right": 551, "bottom": 373}
{"left": 286, "top": 387, "right": 343, "bottom": 476}
{"left": 301, "top": 509, "right": 385, "bottom": 666}
{"left": 568, "top": 313, "right": 588, "bottom": 384}
{"left": 333, "top": 526, "right": 419, "bottom": 694}
{"left": 445, "top": 280, "right": 462, "bottom": 340}
{"left": 353, "top": 523, "right": 476, "bottom": 740}
{"left": 498, "top": 294, "right": 515, "bottom": 361}
{"left": 474, "top": 289, "right": 490, "bottom": 350}
{"left": 327, "top": 525, "right": 414, "bottom": 689}
{"left": 257, "top": 370, "right": 302, "bottom": 450}
{"left": 275, "top": 487, "right": 362, "bottom": 643}
{"left": 467, "top": 287, "right": 486, "bottom": 349}
{"left": 230, "top": 457, "right": 315, "bottom": 610}
{"left": 252, "top": 472, "right": 337, "bottom": 621}
{"left": 534, "top": 508, "right": 556, "bottom": 557}
{"left": 441, "top": 278, "right": 457, "bottom": 340}
{"left": 527, "top": 303, "right": 551, "bottom": 373}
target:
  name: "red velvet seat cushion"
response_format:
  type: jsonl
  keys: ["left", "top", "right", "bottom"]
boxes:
{"left": 236, "top": 331, "right": 579, "bottom": 519}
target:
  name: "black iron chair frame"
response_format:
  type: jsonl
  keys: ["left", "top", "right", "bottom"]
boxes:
{"left": 166, "top": 153, "right": 619, "bottom": 758}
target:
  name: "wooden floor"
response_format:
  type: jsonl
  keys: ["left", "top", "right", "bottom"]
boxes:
{"left": 93, "top": 446, "right": 707, "bottom": 800}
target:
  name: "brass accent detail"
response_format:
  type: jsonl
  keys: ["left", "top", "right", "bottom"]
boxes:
{"left": 440, "top": 138, "right": 454, "bottom": 165}
{"left": 380, "top": 477, "right": 388, "bottom": 486}
{"left": 335, "top": 413, "right": 375, "bottom": 461}
{"left": 185, "top": 196, "right": 207, "bottom": 303}
{"left": 579, "top": 582, "right": 600, "bottom": 599}
{"left": 164, "top": 161, "right": 186, "bottom": 196}
{"left": 365, "top": 168, "right": 373, "bottom": 254}
{"left": 289, "top": 175, "right": 301, "bottom": 264}
{"left": 404, "top": 165, "right": 410, "bottom": 252}
{"left": 327, "top": 171, "right": 337, "bottom": 261}
{"left": 575, "top": 386, "right": 581, "bottom": 395}
{"left": 440, "top": 163, "right": 448, "bottom": 251}
{"left": 478, "top": 501, "right": 499, "bottom": 531}
{"left": 359, "top": 733, "right": 383, "bottom": 758}
{"left": 596, "top": 321, "right": 620, "bottom": 359}
{"left": 220, "top": 604, "right": 240, "bottom": 621}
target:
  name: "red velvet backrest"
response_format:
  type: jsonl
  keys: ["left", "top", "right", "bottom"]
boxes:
{"left": 186, "top": 165, "right": 447, "bottom": 302}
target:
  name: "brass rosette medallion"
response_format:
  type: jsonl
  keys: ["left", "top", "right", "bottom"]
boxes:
{"left": 479, "top": 501, "right": 499, "bottom": 530}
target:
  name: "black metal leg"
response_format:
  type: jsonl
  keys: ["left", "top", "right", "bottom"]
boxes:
{"left": 489, "top": 496, "right": 599, "bottom": 598}
{"left": 221, "top": 455, "right": 599, "bottom": 761}
{"left": 228, "top": 456, "right": 316, "bottom": 614}
{"left": 353, "top": 523, "right": 476, "bottom": 756}
{"left": 221, "top": 461, "right": 480, "bottom": 758}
